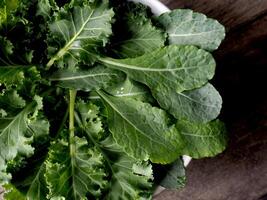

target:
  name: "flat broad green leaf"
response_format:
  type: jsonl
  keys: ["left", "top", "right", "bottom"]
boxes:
{"left": 45, "top": 137, "right": 107, "bottom": 200}
{"left": 157, "top": 9, "right": 225, "bottom": 51}
{"left": 176, "top": 120, "right": 227, "bottom": 158}
{"left": 50, "top": 65, "right": 124, "bottom": 91}
{"left": 154, "top": 158, "right": 186, "bottom": 189}
{"left": 89, "top": 78, "right": 153, "bottom": 103}
{"left": 47, "top": 3, "right": 114, "bottom": 69}
{"left": 111, "top": 14, "right": 166, "bottom": 58}
{"left": 97, "top": 91, "right": 184, "bottom": 164}
{"left": 100, "top": 45, "right": 215, "bottom": 93}
{"left": 105, "top": 78, "right": 153, "bottom": 102}
{"left": 153, "top": 83, "right": 222, "bottom": 122}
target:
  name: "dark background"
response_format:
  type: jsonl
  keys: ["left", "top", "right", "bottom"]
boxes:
{"left": 155, "top": 0, "right": 267, "bottom": 200}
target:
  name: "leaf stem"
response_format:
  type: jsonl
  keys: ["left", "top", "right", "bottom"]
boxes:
{"left": 69, "top": 89, "right": 77, "bottom": 156}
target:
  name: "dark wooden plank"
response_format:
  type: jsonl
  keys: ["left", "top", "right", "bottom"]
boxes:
{"left": 160, "top": 0, "right": 267, "bottom": 31}
{"left": 215, "top": 15, "right": 267, "bottom": 63}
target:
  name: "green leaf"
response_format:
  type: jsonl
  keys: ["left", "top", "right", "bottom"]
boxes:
{"left": 0, "top": 37, "right": 14, "bottom": 62}
{"left": 0, "top": 0, "right": 19, "bottom": 30}
{"left": 100, "top": 45, "right": 215, "bottom": 93}
{"left": 0, "top": 109, "right": 7, "bottom": 117}
{"left": 111, "top": 13, "right": 166, "bottom": 58}
{"left": 157, "top": 159, "right": 186, "bottom": 189}
{"left": 69, "top": 0, "right": 96, "bottom": 7}
{"left": 3, "top": 184, "right": 25, "bottom": 200}
{"left": 89, "top": 78, "right": 153, "bottom": 103}
{"left": 105, "top": 78, "right": 153, "bottom": 102}
{"left": 157, "top": 9, "right": 225, "bottom": 51}
{"left": 28, "top": 116, "right": 50, "bottom": 143}
{"left": 36, "top": 0, "right": 58, "bottom": 20}
{"left": 10, "top": 163, "right": 47, "bottom": 200}
{"left": 176, "top": 120, "right": 227, "bottom": 158}
{"left": 0, "top": 90, "right": 26, "bottom": 113}
{"left": 0, "top": 0, "right": 227, "bottom": 197}
{"left": 0, "top": 96, "right": 45, "bottom": 183}
{"left": 50, "top": 65, "right": 124, "bottom": 91}
{"left": 0, "top": 66, "right": 26, "bottom": 87}
{"left": 76, "top": 101, "right": 105, "bottom": 140}
{"left": 8, "top": 116, "right": 50, "bottom": 200}
{"left": 154, "top": 83, "right": 222, "bottom": 122}
{"left": 160, "top": 159, "right": 186, "bottom": 189}
{"left": 47, "top": 3, "right": 114, "bottom": 69}
{"left": 102, "top": 137, "right": 153, "bottom": 200}
{"left": 45, "top": 137, "right": 107, "bottom": 200}
{"left": 0, "top": 66, "right": 39, "bottom": 88}
{"left": 97, "top": 91, "right": 184, "bottom": 164}
{"left": 24, "top": 164, "right": 47, "bottom": 200}
{"left": 76, "top": 102, "right": 153, "bottom": 199}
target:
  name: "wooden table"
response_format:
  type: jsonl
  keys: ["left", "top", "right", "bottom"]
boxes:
{"left": 155, "top": 1, "right": 267, "bottom": 200}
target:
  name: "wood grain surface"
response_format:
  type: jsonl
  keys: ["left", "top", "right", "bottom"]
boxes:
{"left": 155, "top": 0, "right": 267, "bottom": 200}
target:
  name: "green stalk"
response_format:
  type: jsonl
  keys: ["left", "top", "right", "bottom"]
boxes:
{"left": 69, "top": 89, "right": 77, "bottom": 156}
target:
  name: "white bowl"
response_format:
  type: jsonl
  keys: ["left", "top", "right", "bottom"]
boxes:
{"left": 127, "top": 0, "right": 192, "bottom": 195}
{"left": 129, "top": 0, "right": 170, "bottom": 16}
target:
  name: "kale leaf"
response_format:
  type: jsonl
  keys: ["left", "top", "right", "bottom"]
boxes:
{"left": 0, "top": 0, "right": 227, "bottom": 199}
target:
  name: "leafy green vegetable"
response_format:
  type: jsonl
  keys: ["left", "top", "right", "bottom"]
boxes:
{"left": 104, "top": 78, "right": 153, "bottom": 102}
{"left": 100, "top": 45, "right": 215, "bottom": 92}
{"left": 154, "top": 83, "right": 222, "bottom": 122}
{"left": 97, "top": 91, "right": 184, "bottom": 164}
{"left": 154, "top": 158, "right": 186, "bottom": 189}
{"left": 0, "top": 95, "right": 45, "bottom": 183}
{"left": 177, "top": 120, "right": 227, "bottom": 158}
{"left": 112, "top": 19, "right": 166, "bottom": 58}
{"left": 0, "top": 66, "right": 35, "bottom": 88}
{"left": 45, "top": 137, "right": 107, "bottom": 199}
{"left": 47, "top": 2, "right": 114, "bottom": 69}
{"left": 110, "top": 2, "right": 166, "bottom": 58}
{"left": 2, "top": 184, "right": 25, "bottom": 199}
{"left": 76, "top": 100, "right": 154, "bottom": 200}
{"left": 50, "top": 65, "right": 124, "bottom": 91}
{"left": 0, "top": 0, "right": 19, "bottom": 30}
{"left": 157, "top": 9, "right": 225, "bottom": 51}
{"left": 0, "top": 0, "right": 226, "bottom": 199}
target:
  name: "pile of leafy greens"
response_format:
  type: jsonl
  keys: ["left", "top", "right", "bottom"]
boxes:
{"left": 0, "top": 0, "right": 227, "bottom": 199}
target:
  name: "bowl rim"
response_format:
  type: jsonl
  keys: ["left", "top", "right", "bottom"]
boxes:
{"left": 129, "top": 0, "right": 170, "bottom": 16}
